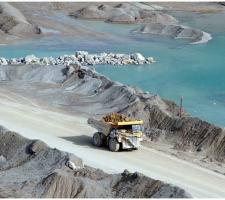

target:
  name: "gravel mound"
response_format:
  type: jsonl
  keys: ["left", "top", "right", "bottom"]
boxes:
{"left": 70, "top": 3, "right": 178, "bottom": 24}
{"left": 133, "top": 23, "right": 212, "bottom": 44}
{"left": 0, "top": 125, "right": 189, "bottom": 198}
{"left": 70, "top": 3, "right": 211, "bottom": 44}
{"left": 0, "top": 63, "right": 224, "bottom": 163}
{"left": 0, "top": 2, "right": 41, "bottom": 41}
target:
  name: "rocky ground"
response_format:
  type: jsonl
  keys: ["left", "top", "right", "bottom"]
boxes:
{"left": 0, "top": 2, "right": 224, "bottom": 44}
{"left": 0, "top": 2, "right": 107, "bottom": 44}
{"left": 0, "top": 2, "right": 41, "bottom": 44}
{"left": 69, "top": 3, "right": 178, "bottom": 24}
{"left": 133, "top": 23, "right": 212, "bottom": 44}
{"left": 0, "top": 61, "right": 224, "bottom": 174}
{"left": 0, "top": 2, "right": 225, "bottom": 198}
{"left": 70, "top": 2, "right": 215, "bottom": 43}
{"left": 0, "top": 125, "right": 189, "bottom": 198}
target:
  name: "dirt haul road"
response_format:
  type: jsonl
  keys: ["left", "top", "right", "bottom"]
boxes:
{"left": 0, "top": 97, "right": 225, "bottom": 198}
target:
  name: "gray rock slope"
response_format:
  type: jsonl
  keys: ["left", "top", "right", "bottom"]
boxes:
{"left": 0, "top": 63, "right": 224, "bottom": 163}
{"left": 133, "top": 23, "right": 212, "bottom": 44}
{"left": 70, "top": 3, "right": 178, "bottom": 24}
{"left": 0, "top": 2, "right": 41, "bottom": 39}
{"left": 70, "top": 2, "right": 211, "bottom": 44}
{"left": 0, "top": 126, "right": 188, "bottom": 198}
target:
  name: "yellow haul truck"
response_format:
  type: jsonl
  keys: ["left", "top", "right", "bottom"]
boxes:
{"left": 88, "top": 113, "right": 144, "bottom": 152}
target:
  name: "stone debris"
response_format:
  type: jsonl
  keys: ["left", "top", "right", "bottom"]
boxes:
{"left": 0, "top": 58, "right": 8, "bottom": 65}
{"left": 0, "top": 51, "right": 155, "bottom": 66}
{"left": 65, "top": 160, "right": 77, "bottom": 170}
{"left": 65, "top": 154, "right": 84, "bottom": 170}
{"left": 0, "top": 155, "right": 6, "bottom": 166}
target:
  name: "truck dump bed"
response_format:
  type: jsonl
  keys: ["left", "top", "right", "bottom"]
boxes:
{"left": 111, "top": 121, "right": 143, "bottom": 126}
{"left": 88, "top": 113, "right": 143, "bottom": 135}
{"left": 87, "top": 118, "right": 112, "bottom": 135}
{"left": 88, "top": 113, "right": 144, "bottom": 151}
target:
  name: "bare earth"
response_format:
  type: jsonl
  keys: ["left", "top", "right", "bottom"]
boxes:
{"left": 1, "top": 2, "right": 225, "bottom": 44}
{"left": 1, "top": 2, "right": 225, "bottom": 197}
{"left": 0, "top": 92, "right": 225, "bottom": 197}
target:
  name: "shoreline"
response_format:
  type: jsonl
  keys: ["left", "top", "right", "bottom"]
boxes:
{"left": 191, "top": 31, "right": 212, "bottom": 44}
{"left": 1, "top": 2, "right": 222, "bottom": 46}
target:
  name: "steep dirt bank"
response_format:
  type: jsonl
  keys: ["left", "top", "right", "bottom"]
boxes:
{"left": 70, "top": 3, "right": 177, "bottom": 24}
{"left": 69, "top": 2, "right": 212, "bottom": 43}
{"left": 0, "top": 125, "right": 188, "bottom": 198}
{"left": 2, "top": 2, "right": 223, "bottom": 44}
{"left": 0, "top": 2, "right": 41, "bottom": 44}
{"left": 133, "top": 23, "right": 212, "bottom": 44}
{"left": 0, "top": 64, "right": 224, "bottom": 165}
{"left": 0, "top": 2, "right": 110, "bottom": 44}
{"left": 10, "top": 2, "right": 116, "bottom": 40}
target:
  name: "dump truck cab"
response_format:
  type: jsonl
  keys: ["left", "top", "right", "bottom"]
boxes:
{"left": 88, "top": 113, "right": 144, "bottom": 152}
{"left": 109, "top": 121, "right": 143, "bottom": 150}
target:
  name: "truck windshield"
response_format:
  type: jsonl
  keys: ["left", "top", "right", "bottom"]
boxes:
{"left": 132, "top": 125, "right": 143, "bottom": 132}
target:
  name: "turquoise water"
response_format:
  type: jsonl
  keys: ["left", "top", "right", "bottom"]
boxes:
{"left": 1, "top": 11, "right": 225, "bottom": 127}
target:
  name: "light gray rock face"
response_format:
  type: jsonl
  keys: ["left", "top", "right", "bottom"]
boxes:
{"left": 68, "top": 154, "right": 84, "bottom": 168}
{"left": 0, "top": 57, "right": 8, "bottom": 65}
{"left": 131, "top": 53, "right": 146, "bottom": 63}
{"left": 75, "top": 51, "right": 89, "bottom": 57}
{"left": 0, "top": 51, "right": 156, "bottom": 66}
{"left": 138, "top": 9, "right": 177, "bottom": 24}
{"left": 70, "top": 3, "right": 178, "bottom": 25}
{"left": 0, "top": 126, "right": 189, "bottom": 198}
{"left": 8, "top": 58, "right": 21, "bottom": 65}
{"left": 65, "top": 154, "right": 83, "bottom": 170}
{"left": 24, "top": 55, "right": 40, "bottom": 65}
{"left": 22, "top": 65, "right": 67, "bottom": 83}
{"left": 134, "top": 23, "right": 212, "bottom": 43}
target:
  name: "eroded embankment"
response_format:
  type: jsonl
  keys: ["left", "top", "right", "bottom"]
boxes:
{"left": 0, "top": 125, "right": 188, "bottom": 198}
{"left": 0, "top": 64, "right": 224, "bottom": 163}
{"left": 86, "top": 68, "right": 225, "bottom": 162}
{"left": 70, "top": 2, "right": 212, "bottom": 44}
{"left": 0, "top": 2, "right": 41, "bottom": 43}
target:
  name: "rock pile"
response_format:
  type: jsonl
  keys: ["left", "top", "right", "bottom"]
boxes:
{"left": 133, "top": 23, "right": 212, "bottom": 44}
{"left": 0, "top": 51, "right": 155, "bottom": 66}
{"left": 0, "top": 3, "right": 41, "bottom": 38}
{"left": 0, "top": 126, "right": 189, "bottom": 198}
{"left": 70, "top": 3, "right": 178, "bottom": 25}
{"left": 70, "top": 3, "right": 211, "bottom": 44}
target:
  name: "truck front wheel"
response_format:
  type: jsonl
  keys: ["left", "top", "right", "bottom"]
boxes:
{"left": 108, "top": 138, "right": 120, "bottom": 152}
{"left": 93, "top": 132, "right": 103, "bottom": 147}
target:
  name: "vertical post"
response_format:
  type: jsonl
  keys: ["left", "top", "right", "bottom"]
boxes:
{"left": 180, "top": 96, "right": 183, "bottom": 118}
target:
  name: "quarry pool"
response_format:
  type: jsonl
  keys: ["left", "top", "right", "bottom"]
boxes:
{"left": 1, "top": 11, "right": 225, "bottom": 127}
